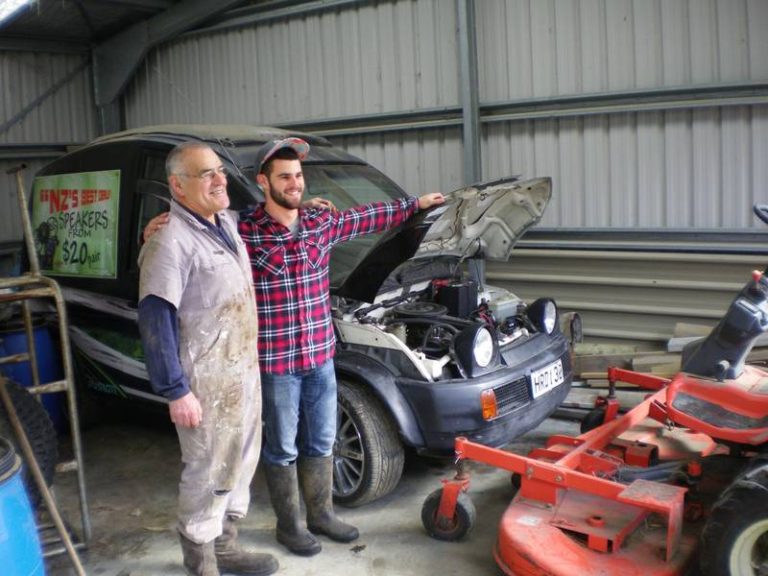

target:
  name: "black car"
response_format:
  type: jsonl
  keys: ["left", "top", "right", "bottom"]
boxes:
{"left": 31, "top": 125, "right": 574, "bottom": 506}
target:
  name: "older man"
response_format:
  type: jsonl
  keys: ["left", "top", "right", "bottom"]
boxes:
{"left": 138, "top": 142, "right": 276, "bottom": 576}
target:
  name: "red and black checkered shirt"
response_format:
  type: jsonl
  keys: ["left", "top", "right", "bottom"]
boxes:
{"left": 238, "top": 197, "right": 418, "bottom": 375}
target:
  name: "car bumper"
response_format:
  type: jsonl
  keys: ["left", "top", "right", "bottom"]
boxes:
{"left": 397, "top": 332, "right": 573, "bottom": 453}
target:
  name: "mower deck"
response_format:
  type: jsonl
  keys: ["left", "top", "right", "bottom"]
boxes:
{"left": 425, "top": 368, "right": 750, "bottom": 576}
{"left": 494, "top": 489, "right": 697, "bottom": 576}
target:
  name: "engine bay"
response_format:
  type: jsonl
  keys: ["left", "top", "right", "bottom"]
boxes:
{"left": 334, "top": 275, "right": 540, "bottom": 364}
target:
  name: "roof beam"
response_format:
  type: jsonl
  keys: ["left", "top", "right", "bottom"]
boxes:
{"left": 83, "top": 0, "right": 174, "bottom": 10}
{"left": 92, "top": 0, "right": 246, "bottom": 108}
{"left": 0, "top": 35, "right": 89, "bottom": 53}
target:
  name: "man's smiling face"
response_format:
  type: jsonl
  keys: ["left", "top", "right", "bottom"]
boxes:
{"left": 170, "top": 146, "right": 230, "bottom": 221}
{"left": 260, "top": 158, "right": 305, "bottom": 211}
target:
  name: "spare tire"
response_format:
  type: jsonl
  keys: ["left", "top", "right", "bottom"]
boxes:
{"left": 0, "top": 378, "right": 58, "bottom": 508}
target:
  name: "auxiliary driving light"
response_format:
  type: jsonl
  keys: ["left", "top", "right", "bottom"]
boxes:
{"left": 527, "top": 298, "right": 558, "bottom": 335}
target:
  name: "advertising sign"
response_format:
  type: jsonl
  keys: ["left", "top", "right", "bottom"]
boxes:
{"left": 31, "top": 170, "right": 120, "bottom": 278}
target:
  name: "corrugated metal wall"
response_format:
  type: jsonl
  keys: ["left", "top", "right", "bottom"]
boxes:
{"left": 483, "top": 107, "right": 768, "bottom": 229}
{"left": 125, "top": 0, "right": 457, "bottom": 123}
{"left": 0, "top": 51, "right": 97, "bottom": 244}
{"left": 477, "top": 0, "right": 768, "bottom": 99}
{"left": 490, "top": 246, "right": 768, "bottom": 346}
{"left": 476, "top": 0, "right": 768, "bottom": 229}
{"left": 122, "top": 0, "right": 768, "bottom": 230}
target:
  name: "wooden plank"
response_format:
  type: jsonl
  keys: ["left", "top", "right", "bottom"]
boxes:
{"left": 573, "top": 350, "right": 675, "bottom": 376}
{"left": 564, "top": 387, "right": 647, "bottom": 410}
{"left": 672, "top": 322, "right": 711, "bottom": 338}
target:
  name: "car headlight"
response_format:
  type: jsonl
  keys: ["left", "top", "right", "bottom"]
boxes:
{"left": 453, "top": 324, "right": 499, "bottom": 377}
{"left": 473, "top": 327, "right": 494, "bottom": 367}
{"left": 527, "top": 298, "right": 558, "bottom": 335}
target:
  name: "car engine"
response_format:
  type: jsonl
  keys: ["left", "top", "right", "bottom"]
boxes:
{"left": 333, "top": 273, "right": 546, "bottom": 381}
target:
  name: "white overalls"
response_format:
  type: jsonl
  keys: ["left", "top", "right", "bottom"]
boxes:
{"left": 139, "top": 201, "right": 260, "bottom": 543}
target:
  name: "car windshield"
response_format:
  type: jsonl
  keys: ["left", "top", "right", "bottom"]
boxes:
{"left": 298, "top": 163, "right": 408, "bottom": 288}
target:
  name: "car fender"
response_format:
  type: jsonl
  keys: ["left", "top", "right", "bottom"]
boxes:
{"left": 333, "top": 349, "right": 425, "bottom": 448}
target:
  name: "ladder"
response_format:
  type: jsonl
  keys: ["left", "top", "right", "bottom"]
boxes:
{"left": 1, "top": 164, "right": 90, "bottom": 574}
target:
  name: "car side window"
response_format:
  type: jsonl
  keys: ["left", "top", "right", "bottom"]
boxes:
{"left": 302, "top": 165, "right": 404, "bottom": 211}
{"left": 138, "top": 181, "right": 171, "bottom": 237}
{"left": 127, "top": 154, "right": 171, "bottom": 273}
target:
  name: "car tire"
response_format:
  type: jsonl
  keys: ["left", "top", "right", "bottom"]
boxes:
{"left": 0, "top": 379, "right": 58, "bottom": 508}
{"left": 699, "top": 464, "right": 768, "bottom": 576}
{"left": 333, "top": 379, "right": 404, "bottom": 507}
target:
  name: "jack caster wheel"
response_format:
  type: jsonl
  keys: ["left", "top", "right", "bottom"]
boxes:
{"left": 421, "top": 487, "right": 476, "bottom": 541}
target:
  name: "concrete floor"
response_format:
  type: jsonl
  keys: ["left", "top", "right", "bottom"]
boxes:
{"left": 43, "top": 414, "right": 580, "bottom": 576}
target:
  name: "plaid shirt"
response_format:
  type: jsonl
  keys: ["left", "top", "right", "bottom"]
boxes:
{"left": 238, "top": 197, "right": 418, "bottom": 375}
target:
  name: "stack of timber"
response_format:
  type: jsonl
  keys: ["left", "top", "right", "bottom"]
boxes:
{"left": 556, "top": 324, "right": 768, "bottom": 422}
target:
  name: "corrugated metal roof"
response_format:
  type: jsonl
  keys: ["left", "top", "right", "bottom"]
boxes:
{"left": 0, "top": 0, "right": 178, "bottom": 49}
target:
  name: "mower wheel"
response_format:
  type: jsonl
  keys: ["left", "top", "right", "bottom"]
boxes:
{"left": 421, "top": 488, "right": 476, "bottom": 541}
{"left": 580, "top": 407, "right": 606, "bottom": 434}
{"left": 699, "top": 465, "right": 768, "bottom": 576}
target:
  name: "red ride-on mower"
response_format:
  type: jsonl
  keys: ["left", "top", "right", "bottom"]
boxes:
{"left": 422, "top": 205, "right": 768, "bottom": 576}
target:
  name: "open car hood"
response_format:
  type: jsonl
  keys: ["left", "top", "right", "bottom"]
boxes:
{"left": 416, "top": 176, "right": 551, "bottom": 260}
{"left": 334, "top": 176, "right": 551, "bottom": 303}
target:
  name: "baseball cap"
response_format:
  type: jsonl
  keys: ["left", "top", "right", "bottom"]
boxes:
{"left": 254, "top": 137, "right": 310, "bottom": 174}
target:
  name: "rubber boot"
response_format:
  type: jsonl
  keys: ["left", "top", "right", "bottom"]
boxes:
{"left": 179, "top": 532, "right": 220, "bottom": 576}
{"left": 298, "top": 456, "right": 359, "bottom": 543}
{"left": 214, "top": 516, "right": 279, "bottom": 576}
{"left": 263, "top": 462, "right": 322, "bottom": 556}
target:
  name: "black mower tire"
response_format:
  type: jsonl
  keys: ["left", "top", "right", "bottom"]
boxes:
{"left": 699, "top": 464, "right": 768, "bottom": 576}
{"left": 580, "top": 407, "right": 606, "bottom": 434}
{"left": 421, "top": 488, "right": 476, "bottom": 541}
{"left": 333, "top": 379, "right": 405, "bottom": 507}
{"left": 0, "top": 379, "right": 58, "bottom": 508}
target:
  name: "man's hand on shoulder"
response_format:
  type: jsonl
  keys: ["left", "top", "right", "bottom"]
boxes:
{"left": 169, "top": 391, "right": 203, "bottom": 428}
{"left": 418, "top": 192, "right": 445, "bottom": 210}
{"left": 303, "top": 197, "right": 337, "bottom": 212}
{"left": 143, "top": 212, "right": 170, "bottom": 243}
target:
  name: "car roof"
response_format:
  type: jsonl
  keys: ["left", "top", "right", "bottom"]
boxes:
{"left": 89, "top": 124, "right": 333, "bottom": 148}
{"left": 83, "top": 124, "right": 365, "bottom": 170}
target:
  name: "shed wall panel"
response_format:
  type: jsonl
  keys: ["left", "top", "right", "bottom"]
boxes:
{"left": 125, "top": 0, "right": 458, "bottom": 127}
{"left": 482, "top": 105, "right": 768, "bottom": 228}
{"left": 0, "top": 52, "right": 97, "bottom": 244}
{"left": 0, "top": 52, "right": 95, "bottom": 144}
{"left": 0, "top": 159, "right": 52, "bottom": 245}
{"left": 120, "top": 0, "right": 768, "bottom": 230}
{"left": 477, "top": 0, "right": 765, "bottom": 102}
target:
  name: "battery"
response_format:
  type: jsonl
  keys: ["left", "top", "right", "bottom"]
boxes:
{"left": 437, "top": 281, "right": 477, "bottom": 318}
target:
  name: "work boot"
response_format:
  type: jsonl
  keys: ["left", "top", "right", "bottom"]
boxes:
{"left": 264, "top": 462, "right": 322, "bottom": 556}
{"left": 179, "top": 532, "right": 220, "bottom": 576}
{"left": 214, "top": 516, "right": 279, "bottom": 576}
{"left": 298, "top": 456, "right": 359, "bottom": 543}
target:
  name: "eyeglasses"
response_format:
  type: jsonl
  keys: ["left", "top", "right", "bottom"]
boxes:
{"left": 178, "top": 165, "right": 228, "bottom": 182}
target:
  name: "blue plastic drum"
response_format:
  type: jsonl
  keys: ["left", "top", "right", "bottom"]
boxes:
{"left": 0, "top": 319, "right": 64, "bottom": 433}
{"left": 0, "top": 436, "right": 45, "bottom": 575}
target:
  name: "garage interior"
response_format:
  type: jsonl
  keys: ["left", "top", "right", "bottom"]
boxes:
{"left": 1, "top": 1, "right": 768, "bottom": 575}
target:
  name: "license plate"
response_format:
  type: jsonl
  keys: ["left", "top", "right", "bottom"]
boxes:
{"left": 530, "top": 359, "right": 564, "bottom": 398}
